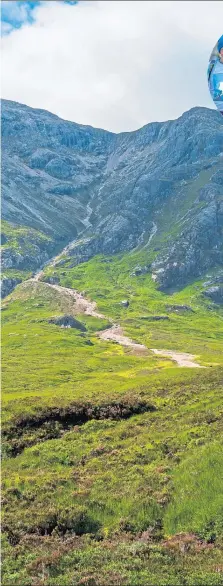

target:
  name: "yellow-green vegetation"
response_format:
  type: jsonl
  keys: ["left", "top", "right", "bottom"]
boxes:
{"left": 2, "top": 252, "right": 223, "bottom": 585}
{"left": 1, "top": 219, "right": 51, "bottom": 252}
{"left": 1, "top": 267, "right": 33, "bottom": 283}
{"left": 164, "top": 442, "right": 223, "bottom": 540}
{"left": 1, "top": 220, "right": 53, "bottom": 284}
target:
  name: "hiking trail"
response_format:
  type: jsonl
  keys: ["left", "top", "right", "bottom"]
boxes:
{"left": 24, "top": 263, "right": 203, "bottom": 365}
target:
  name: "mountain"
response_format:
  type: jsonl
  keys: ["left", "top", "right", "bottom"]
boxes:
{"left": 1, "top": 99, "right": 223, "bottom": 294}
{"left": 2, "top": 100, "right": 223, "bottom": 585}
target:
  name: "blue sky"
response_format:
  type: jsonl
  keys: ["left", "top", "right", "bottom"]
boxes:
{"left": 1, "top": 1, "right": 77, "bottom": 35}
{"left": 1, "top": 1, "right": 221, "bottom": 131}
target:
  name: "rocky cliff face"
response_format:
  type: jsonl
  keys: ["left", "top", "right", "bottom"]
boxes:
{"left": 1, "top": 220, "right": 54, "bottom": 282}
{"left": 1, "top": 99, "right": 223, "bottom": 290}
{"left": 1, "top": 276, "right": 22, "bottom": 299}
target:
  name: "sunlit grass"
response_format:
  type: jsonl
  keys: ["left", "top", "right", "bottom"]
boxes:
{"left": 2, "top": 251, "right": 223, "bottom": 585}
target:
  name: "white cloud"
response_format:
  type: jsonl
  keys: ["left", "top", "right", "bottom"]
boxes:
{"left": 1, "top": 0, "right": 223, "bottom": 131}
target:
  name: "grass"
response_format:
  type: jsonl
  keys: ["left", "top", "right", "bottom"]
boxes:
{"left": 2, "top": 251, "right": 223, "bottom": 585}
{"left": 1, "top": 220, "right": 53, "bottom": 286}
{"left": 164, "top": 442, "right": 223, "bottom": 541}
{"left": 1, "top": 219, "right": 52, "bottom": 253}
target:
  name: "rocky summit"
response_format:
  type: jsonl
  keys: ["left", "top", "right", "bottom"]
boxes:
{"left": 1, "top": 99, "right": 223, "bottom": 294}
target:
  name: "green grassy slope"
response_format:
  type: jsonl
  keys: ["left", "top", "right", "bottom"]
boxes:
{"left": 2, "top": 252, "right": 223, "bottom": 585}
{"left": 1, "top": 220, "right": 51, "bottom": 252}
{"left": 1, "top": 220, "right": 53, "bottom": 284}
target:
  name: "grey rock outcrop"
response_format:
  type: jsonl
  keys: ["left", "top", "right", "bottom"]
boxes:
{"left": 203, "top": 286, "right": 223, "bottom": 304}
{"left": 1, "top": 276, "right": 22, "bottom": 299}
{"left": 1, "top": 100, "right": 223, "bottom": 288}
{"left": 42, "top": 276, "right": 60, "bottom": 285}
{"left": 151, "top": 198, "right": 223, "bottom": 290}
{"left": 130, "top": 266, "right": 149, "bottom": 277}
{"left": 48, "top": 315, "right": 87, "bottom": 330}
{"left": 1, "top": 246, "right": 50, "bottom": 271}
{"left": 165, "top": 305, "right": 194, "bottom": 313}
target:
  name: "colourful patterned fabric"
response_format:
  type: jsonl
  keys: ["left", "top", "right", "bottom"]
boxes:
{"left": 208, "top": 54, "right": 223, "bottom": 113}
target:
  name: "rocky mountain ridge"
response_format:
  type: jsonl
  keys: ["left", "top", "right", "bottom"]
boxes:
{"left": 1, "top": 99, "right": 223, "bottom": 291}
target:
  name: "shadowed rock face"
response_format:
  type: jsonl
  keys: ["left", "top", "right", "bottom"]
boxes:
{"left": 1, "top": 277, "right": 22, "bottom": 299}
{"left": 1, "top": 246, "right": 50, "bottom": 271}
{"left": 48, "top": 315, "right": 87, "bottom": 330}
{"left": 165, "top": 305, "right": 194, "bottom": 313}
{"left": 42, "top": 276, "right": 60, "bottom": 285}
{"left": 1, "top": 100, "right": 223, "bottom": 289}
{"left": 151, "top": 196, "right": 223, "bottom": 290}
{"left": 203, "top": 285, "right": 223, "bottom": 304}
{"left": 1, "top": 234, "right": 7, "bottom": 245}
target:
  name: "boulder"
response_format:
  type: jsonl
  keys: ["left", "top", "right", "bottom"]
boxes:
{"left": 48, "top": 315, "right": 87, "bottom": 330}
{"left": 43, "top": 276, "right": 60, "bottom": 285}
{"left": 130, "top": 265, "right": 149, "bottom": 277}
{"left": 120, "top": 300, "right": 129, "bottom": 308}
{"left": 165, "top": 304, "right": 194, "bottom": 313}
{"left": 203, "top": 286, "right": 223, "bottom": 304}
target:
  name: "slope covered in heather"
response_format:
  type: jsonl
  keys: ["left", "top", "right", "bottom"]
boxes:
{"left": 2, "top": 249, "right": 223, "bottom": 585}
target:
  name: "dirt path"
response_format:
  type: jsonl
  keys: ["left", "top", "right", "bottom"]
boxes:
{"left": 98, "top": 325, "right": 148, "bottom": 353}
{"left": 50, "top": 284, "right": 105, "bottom": 319}
{"left": 30, "top": 266, "right": 203, "bottom": 365}
{"left": 150, "top": 348, "right": 203, "bottom": 368}
{"left": 32, "top": 270, "right": 45, "bottom": 282}
{"left": 31, "top": 271, "right": 147, "bottom": 350}
{"left": 30, "top": 275, "right": 105, "bottom": 319}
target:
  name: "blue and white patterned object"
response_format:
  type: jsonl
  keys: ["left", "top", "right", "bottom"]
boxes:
{"left": 208, "top": 37, "right": 223, "bottom": 113}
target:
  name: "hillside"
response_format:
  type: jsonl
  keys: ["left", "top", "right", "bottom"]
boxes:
{"left": 1, "top": 100, "right": 223, "bottom": 292}
{"left": 1, "top": 100, "right": 223, "bottom": 585}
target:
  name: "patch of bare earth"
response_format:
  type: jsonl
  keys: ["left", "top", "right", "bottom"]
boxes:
{"left": 28, "top": 272, "right": 204, "bottom": 366}
{"left": 30, "top": 273, "right": 104, "bottom": 318}
{"left": 49, "top": 284, "right": 105, "bottom": 318}
{"left": 29, "top": 274, "right": 147, "bottom": 353}
{"left": 98, "top": 325, "right": 148, "bottom": 354}
{"left": 150, "top": 348, "right": 203, "bottom": 368}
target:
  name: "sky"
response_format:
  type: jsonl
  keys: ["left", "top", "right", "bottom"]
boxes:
{"left": 1, "top": 0, "right": 222, "bottom": 132}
